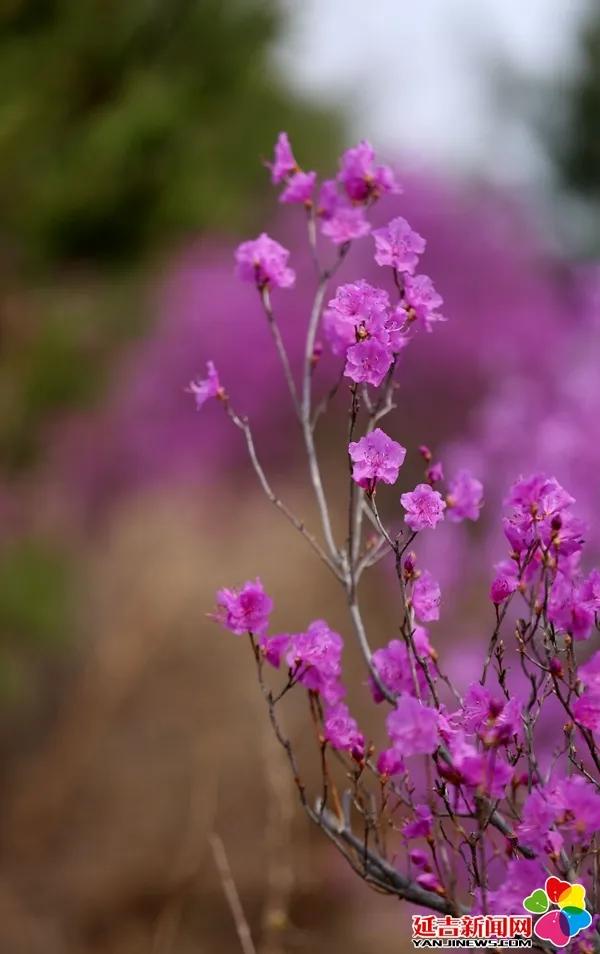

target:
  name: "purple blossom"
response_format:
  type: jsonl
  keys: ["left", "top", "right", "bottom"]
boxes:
{"left": 459, "top": 684, "right": 497, "bottom": 733}
{"left": 575, "top": 649, "right": 600, "bottom": 729}
{"left": 446, "top": 470, "right": 484, "bottom": 523}
{"left": 484, "top": 859, "right": 547, "bottom": 915}
{"left": 403, "top": 273, "right": 445, "bottom": 331}
{"left": 372, "top": 217, "right": 426, "bottom": 273}
{"left": 445, "top": 733, "right": 512, "bottom": 797}
{"left": 320, "top": 205, "right": 371, "bottom": 245}
{"left": 370, "top": 639, "right": 427, "bottom": 703}
{"left": 484, "top": 696, "right": 522, "bottom": 746}
{"left": 401, "top": 484, "right": 447, "bottom": 531}
{"left": 187, "top": 361, "right": 221, "bottom": 409}
{"left": 458, "top": 684, "right": 522, "bottom": 745}
{"left": 548, "top": 575, "right": 596, "bottom": 640}
{"left": 286, "top": 620, "right": 344, "bottom": 704}
{"left": 267, "top": 132, "right": 297, "bottom": 183}
{"left": 518, "top": 776, "right": 600, "bottom": 848}
{"left": 215, "top": 578, "right": 273, "bottom": 635}
{"left": 554, "top": 775, "right": 600, "bottom": 840}
{"left": 280, "top": 170, "right": 317, "bottom": 205}
{"left": 581, "top": 568, "right": 600, "bottom": 608}
{"left": 258, "top": 632, "right": 290, "bottom": 669}
{"left": 376, "top": 747, "right": 405, "bottom": 778}
{"left": 324, "top": 702, "right": 365, "bottom": 758}
{"left": 573, "top": 688, "right": 600, "bottom": 732}
{"left": 348, "top": 428, "right": 406, "bottom": 491}
{"left": 235, "top": 233, "right": 295, "bottom": 289}
{"left": 416, "top": 872, "right": 443, "bottom": 894}
{"left": 384, "top": 310, "right": 412, "bottom": 353}
{"left": 344, "top": 338, "right": 392, "bottom": 387}
{"left": 323, "top": 280, "right": 390, "bottom": 356}
{"left": 517, "top": 787, "right": 559, "bottom": 851}
{"left": 403, "top": 804, "right": 433, "bottom": 839}
{"left": 338, "top": 140, "right": 400, "bottom": 202}
{"left": 316, "top": 178, "right": 339, "bottom": 218}
{"left": 578, "top": 650, "right": 600, "bottom": 687}
{"left": 411, "top": 570, "right": 441, "bottom": 622}
{"left": 386, "top": 694, "right": 439, "bottom": 756}
{"left": 426, "top": 461, "right": 444, "bottom": 484}
{"left": 506, "top": 473, "right": 574, "bottom": 515}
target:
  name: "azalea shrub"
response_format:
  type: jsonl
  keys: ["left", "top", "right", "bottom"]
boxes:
{"left": 190, "top": 134, "right": 600, "bottom": 948}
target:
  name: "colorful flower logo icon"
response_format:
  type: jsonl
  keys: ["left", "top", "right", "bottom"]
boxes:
{"left": 523, "top": 877, "right": 591, "bottom": 947}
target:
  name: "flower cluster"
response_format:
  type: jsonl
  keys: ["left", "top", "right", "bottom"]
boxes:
{"left": 235, "top": 232, "right": 295, "bottom": 290}
{"left": 322, "top": 236, "right": 444, "bottom": 386}
{"left": 190, "top": 134, "right": 600, "bottom": 931}
{"left": 491, "top": 473, "right": 600, "bottom": 639}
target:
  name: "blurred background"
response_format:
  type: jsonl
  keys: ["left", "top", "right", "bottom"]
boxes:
{"left": 1, "top": 1, "right": 600, "bottom": 951}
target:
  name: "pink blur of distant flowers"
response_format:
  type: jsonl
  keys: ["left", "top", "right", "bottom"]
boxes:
{"left": 34, "top": 141, "right": 600, "bottom": 594}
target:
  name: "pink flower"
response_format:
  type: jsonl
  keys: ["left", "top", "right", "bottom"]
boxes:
{"left": 426, "top": 461, "right": 444, "bottom": 483}
{"left": 506, "top": 473, "right": 574, "bottom": 515}
{"left": 416, "top": 872, "right": 443, "bottom": 894}
{"left": 376, "top": 747, "right": 405, "bottom": 778}
{"left": 286, "top": 620, "right": 344, "bottom": 704}
{"left": 267, "top": 132, "right": 297, "bottom": 183}
{"left": 401, "top": 484, "right": 446, "bottom": 531}
{"left": 444, "top": 732, "right": 512, "bottom": 797}
{"left": 573, "top": 687, "right": 600, "bottom": 732}
{"left": 517, "top": 787, "right": 560, "bottom": 851}
{"left": 384, "top": 310, "right": 411, "bottom": 353}
{"left": 348, "top": 427, "right": 406, "bottom": 491}
{"left": 338, "top": 140, "right": 401, "bottom": 202}
{"left": 403, "top": 273, "right": 445, "bottom": 330}
{"left": 581, "top": 568, "right": 600, "bottom": 609}
{"left": 215, "top": 578, "right": 273, "bottom": 635}
{"left": 320, "top": 205, "right": 371, "bottom": 245}
{"left": 187, "top": 361, "right": 221, "bottom": 409}
{"left": 483, "top": 859, "right": 547, "bottom": 916}
{"left": 280, "top": 170, "right": 317, "bottom": 205}
{"left": 571, "top": 652, "right": 600, "bottom": 731}
{"left": 372, "top": 216, "right": 426, "bottom": 273}
{"left": 554, "top": 775, "right": 600, "bottom": 842}
{"left": 548, "top": 575, "right": 596, "bottom": 640}
{"left": 235, "top": 233, "right": 295, "bottom": 289}
{"left": 578, "top": 650, "right": 600, "bottom": 687}
{"left": 454, "top": 684, "right": 521, "bottom": 746}
{"left": 258, "top": 632, "right": 290, "bottom": 669}
{"left": 518, "top": 776, "right": 600, "bottom": 850}
{"left": 370, "top": 638, "right": 427, "bottom": 703}
{"left": 411, "top": 570, "right": 441, "bottom": 622}
{"left": 323, "top": 280, "right": 390, "bottom": 356}
{"left": 344, "top": 338, "right": 392, "bottom": 387}
{"left": 386, "top": 694, "right": 439, "bottom": 756}
{"left": 446, "top": 470, "right": 484, "bottom": 522}
{"left": 324, "top": 702, "right": 365, "bottom": 758}
{"left": 316, "top": 178, "right": 339, "bottom": 217}
{"left": 403, "top": 804, "right": 433, "bottom": 839}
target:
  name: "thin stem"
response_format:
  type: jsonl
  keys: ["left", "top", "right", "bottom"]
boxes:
{"left": 261, "top": 287, "right": 301, "bottom": 418}
{"left": 301, "top": 275, "right": 339, "bottom": 561}
{"left": 208, "top": 832, "right": 257, "bottom": 954}
{"left": 225, "top": 401, "right": 341, "bottom": 580}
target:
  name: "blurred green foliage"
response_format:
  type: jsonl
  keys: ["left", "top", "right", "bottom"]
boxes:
{"left": 553, "top": 9, "right": 600, "bottom": 209}
{"left": 0, "top": 0, "right": 342, "bottom": 697}
{"left": 0, "top": 0, "right": 342, "bottom": 471}
{"left": 0, "top": 538, "right": 74, "bottom": 702}
{"left": 0, "top": 0, "right": 340, "bottom": 267}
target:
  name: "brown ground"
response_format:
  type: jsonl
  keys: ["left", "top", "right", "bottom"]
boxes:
{"left": 0, "top": 485, "right": 414, "bottom": 953}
